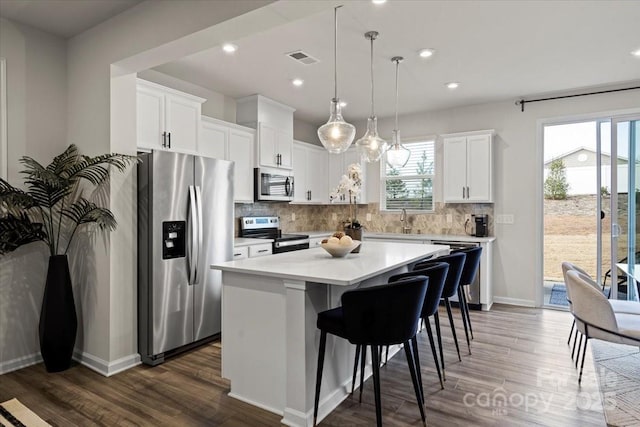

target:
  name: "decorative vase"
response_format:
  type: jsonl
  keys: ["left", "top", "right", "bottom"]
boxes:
{"left": 344, "top": 227, "right": 362, "bottom": 253}
{"left": 39, "top": 255, "right": 77, "bottom": 372}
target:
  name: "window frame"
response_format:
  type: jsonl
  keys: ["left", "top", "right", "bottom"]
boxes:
{"left": 379, "top": 136, "right": 436, "bottom": 213}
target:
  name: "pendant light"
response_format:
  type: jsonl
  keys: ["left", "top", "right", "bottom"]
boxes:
{"left": 317, "top": 6, "right": 355, "bottom": 154}
{"left": 355, "top": 31, "right": 388, "bottom": 162}
{"left": 386, "top": 56, "right": 410, "bottom": 168}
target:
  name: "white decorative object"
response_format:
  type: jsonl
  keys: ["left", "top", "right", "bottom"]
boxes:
{"left": 320, "top": 240, "right": 361, "bottom": 257}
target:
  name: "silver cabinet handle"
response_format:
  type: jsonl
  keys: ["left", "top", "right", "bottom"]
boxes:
{"left": 462, "top": 187, "right": 465, "bottom": 199}
{"left": 233, "top": 253, "right": 242, "bottom": 257}
{"left": 258, "top": 249, "right": 269, "bottom": 253}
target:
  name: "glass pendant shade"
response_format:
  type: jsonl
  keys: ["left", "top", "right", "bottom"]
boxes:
{"left": 317, "top": 6, "right": 355, "bottom": 154}
{"left": 386, "top": 130, "right": 410, "bottom": 168}
{"left": 318, "top": 98, "right": 356, "bottom": 153}
{"left": 356, "top": 116, "right": 388, "bottom": 162}
{"left": 356, "top": 30, "right": 388, "bottom": 163}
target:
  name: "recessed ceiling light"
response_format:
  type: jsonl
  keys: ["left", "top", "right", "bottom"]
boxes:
{"left": 418, "top": 48, "right": 435, "bottom": 58}
{"left": 631, "top": 48, "right": 640, "bottom": 57}
{"left": 372, "top": 0, "right": 387, "bottom": 4}
{"left": 445, "top": 82, "right": 459, "bottom": 90}
{"left": 292, "top": 78, "right": 304, "bottom": 87}
{"left": 339, "top": 101, "right": 348, "bottom": 108}
{"left": 222, "top": 43, "right": 237, "bottom": 53}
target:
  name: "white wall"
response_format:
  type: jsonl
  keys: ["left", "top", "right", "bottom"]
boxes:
{"left": 358, "top": 89, "right": 640, "bottom": 306}
{"left": 0, "top": 19, "right": 68, "bottom": 373}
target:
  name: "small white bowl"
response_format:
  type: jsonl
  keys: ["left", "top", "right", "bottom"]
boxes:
{"left": 320, "top": 240, "right": 361, "bottom": 258}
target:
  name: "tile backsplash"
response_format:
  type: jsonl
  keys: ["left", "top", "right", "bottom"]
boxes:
{"left": 235, "top": 202, "right": 493, "bottom": 236}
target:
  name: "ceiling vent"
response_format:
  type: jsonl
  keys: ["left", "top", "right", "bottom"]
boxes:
{"left": 286, "top": 50, "right": 319, "bottom": 65}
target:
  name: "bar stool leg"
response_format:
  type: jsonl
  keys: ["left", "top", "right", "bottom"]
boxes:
{"left": 444, "top": 298, "right": 462, "bottom": 361}
{"left": 411, "top": 336, "right": 424, "bottom": 402}
{"left": 404, "top": 340, "right": 427, "bottom": 426}
{"left": 458, "top": 288, "right": 472, "bottom": 354}
{"left": 313, "top": 330, "right": 327, "bottom": 426}
{"left": 567, "top": 320, "right": 575, "bottom": 346}
{"left": 425, "top": 318, "right": 444, "bottom": 389}
{"left": 575, "top": 334, "right": 583, "bottom": 368}
{"left": 371, "top": 345, "right": 383, "bottom": 427}
{"left": 359, "top": 345, "right": 367, "bottom": 403}
{"left": 434, "top": 311, "right": 445, "bottom": 381}
{"left": 351, "top": 344, "right": 361, "bottom": 395}
{"left": 460, "top": 285, "right": 474, "bottom": 340}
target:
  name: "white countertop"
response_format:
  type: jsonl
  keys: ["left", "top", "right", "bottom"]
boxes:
{"left": 365, "top": 232, "right": 495, "bottom": 243}
{"left": 234, "top": 237, "right": 273, "bottom": 247}
{"left": 212, "top": 241, "right": 449, "bottom": 286}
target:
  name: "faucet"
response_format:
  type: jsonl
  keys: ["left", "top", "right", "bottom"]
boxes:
{"left": 400, "top": 208, "right": 411, "bottom": 234}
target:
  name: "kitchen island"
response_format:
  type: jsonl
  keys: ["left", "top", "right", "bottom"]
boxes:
{"left": 211, "top": 241, "right": 449, "bottom": 427}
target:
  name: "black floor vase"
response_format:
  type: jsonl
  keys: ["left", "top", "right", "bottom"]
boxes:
{"left": 39, "top": 255, "right": 77, "bottom": 372}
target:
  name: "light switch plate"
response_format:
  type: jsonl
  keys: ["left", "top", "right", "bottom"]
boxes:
{"left": 332, "top": 213, "right": 337, "bottom": 220}
{"left": 291, "top": 213, "right": 296, "bottom": 221}
{"left": 446, "top": 214, "right": 453, "bottom": 224}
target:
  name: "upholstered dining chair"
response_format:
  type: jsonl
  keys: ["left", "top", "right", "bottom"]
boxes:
{"left": 564, "top": 270, "right": 640, "bottom": 384}
{"left": 313, "top": 276, "right": 428, "bottom": 427}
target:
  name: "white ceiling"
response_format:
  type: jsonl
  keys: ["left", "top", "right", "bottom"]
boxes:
{"left": 0, "top": 0, "right": 143, "bottom": 39}
{"left": 153, "top": 0, "right": 640, "bottom": 124}
{"left": 1, "top": 0, "right": 639, "bottom": 125}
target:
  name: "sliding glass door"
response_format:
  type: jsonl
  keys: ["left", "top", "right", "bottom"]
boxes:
{"left": 607, "top": 116, "right": 640, "bottom": 301}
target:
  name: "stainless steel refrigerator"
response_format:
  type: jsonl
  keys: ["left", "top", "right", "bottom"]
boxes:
{"left": 137, "top": 150, "right": 233, "bottom": 365}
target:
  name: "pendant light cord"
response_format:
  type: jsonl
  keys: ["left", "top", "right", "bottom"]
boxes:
{"left": 370, "top": 34, "right": 375, "bottom": 117}
{"left": 394, "top": 59, "right": 399, "bottom": 131}
{"left": 333, "top": 6, "right": 339, "bottom": 100}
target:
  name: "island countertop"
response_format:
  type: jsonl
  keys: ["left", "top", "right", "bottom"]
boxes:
{"left": 211, "top": 241, "right": 449, "bottom": 286}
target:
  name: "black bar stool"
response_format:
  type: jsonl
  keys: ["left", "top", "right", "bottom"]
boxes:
{"left": 415, "top": 252, "right": 467, "bottom": 376}
{"left": 313, "top": 277, "right": 428, "bottom": 427}
{"left": 452, "top": 246, "right": 483, "bottom": 340}
{"left": 389, "top": 262, "right": 449, "bottom": 393}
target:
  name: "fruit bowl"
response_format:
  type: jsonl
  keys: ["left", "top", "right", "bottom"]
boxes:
{"left": 320, "top": 240, "right": 361, "bottom": 258}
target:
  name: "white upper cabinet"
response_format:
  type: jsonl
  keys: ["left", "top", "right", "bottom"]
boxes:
{"left": 442, "top": 130, "right": 494, "bottom": 203}
{"left": 292, "top": 141, "right": 328, "bottom": 204}
{"left": 236, "top": 95, "right": 295, "bottom": 170}
{"left": 327, "top": 148, "right": 367, "bottom": 204}
{"left": 200, "top": 116, "right": 255, "bottom": 203}
{"left": 136, "top": 79, "right": 205, "bottom": 153}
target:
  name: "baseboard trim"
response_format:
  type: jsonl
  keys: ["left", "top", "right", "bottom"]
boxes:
{"left": 73, "top": 350, "right": 141, "bottom": 377}
{"left": 228, "top": 392, "right": 284, "bottom": 416}
{"left": 492, "top": 296, "right": 536, "bottom": 307}
{"left": 0, "top": 353, "right": 42, "bottom": 374}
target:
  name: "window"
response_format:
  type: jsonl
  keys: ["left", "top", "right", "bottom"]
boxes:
{"left": 381, "top": 139, "right": 435, "bottom": 211}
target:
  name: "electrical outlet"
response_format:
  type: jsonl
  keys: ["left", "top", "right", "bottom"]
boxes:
{"left": 504, "top": 214, "right": 514, "bottom": 224}
{"left": 291, "top": 213, "right": 296, "bottom": 221}
{"left": 446, "top": 214, "right": 453, "bottom": 224}
{"left": 332, "top": 213, "right": 337, "bottom": 221}
{"left": 366, "top": 213, "right": 372, "bottom": 221}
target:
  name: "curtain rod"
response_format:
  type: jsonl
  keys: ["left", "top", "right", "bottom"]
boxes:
{"left": 515, "top": 86, "right": 640, "bottom": 112}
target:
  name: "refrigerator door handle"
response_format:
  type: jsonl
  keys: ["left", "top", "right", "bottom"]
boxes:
{"left": 188, "top": 185, "right": 198, "bottom": 285}
{"left": 193, "top": 186, "right": 204, "bottom": 285}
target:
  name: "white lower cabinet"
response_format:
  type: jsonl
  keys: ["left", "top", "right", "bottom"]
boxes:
{"left": 232, "top": 246, "right": 249, "bottom": 260}
{"left": 248, "top": 243, "right": 273, "bottom": 258}
{"left": 200, "top": 116, "right": 255, "bottom": 203}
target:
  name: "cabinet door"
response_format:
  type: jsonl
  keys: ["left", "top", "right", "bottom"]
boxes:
{"left": 466, "top": 134, "right": 492, "bottom": 202}
{"left": 137, "top": 86, "right": 165, "bottom": 150}
{"left": 443, "top": 136, "right": 468, "bottom": 202}
{"left": 308, "top": 148, "right": 328, "bottom": 204}
{"left": 292, "top": 143, "right": 308, "bottom": 202}
{"left": 229, "top": 128, "right": 255, "bottom": 203}
{"left": 276, "top": 130, "right": 293, "bottom": 169}
{"left": 258, "top": 123, "right": 278, "bottom": 167}
{"left": 200, "top": 120, "right": 228, "bottom": 159}
{"left": 165, "top": 94, "right": 200, "bottom": 153}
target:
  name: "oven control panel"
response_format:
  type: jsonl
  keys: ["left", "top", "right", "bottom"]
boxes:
{"left": 241, "top": 216, "right": 280, "bottom": 230}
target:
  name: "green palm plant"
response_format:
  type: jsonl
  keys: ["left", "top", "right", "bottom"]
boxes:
{"left": 0, "top": 144, "right": 137, "bottom": 256}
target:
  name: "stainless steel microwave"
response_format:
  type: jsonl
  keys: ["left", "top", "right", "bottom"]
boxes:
{"left": 254, "top": 167, "right": 294, "bottom": 201}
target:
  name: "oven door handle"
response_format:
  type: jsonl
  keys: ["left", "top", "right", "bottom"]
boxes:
{"left": 274, "top": 238, "right": 310, "bottom": 248}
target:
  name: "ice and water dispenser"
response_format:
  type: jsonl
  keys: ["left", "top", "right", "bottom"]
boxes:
{"left": 162, "top": 221, "right": 186, "bottom": 259}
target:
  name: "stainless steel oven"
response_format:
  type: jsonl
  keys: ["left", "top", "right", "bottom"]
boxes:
{"left": 239, "top": 216, "right": 309, "bottom": 253}
{"left": 255, "top": 167, "right": 294, "bottom": 202}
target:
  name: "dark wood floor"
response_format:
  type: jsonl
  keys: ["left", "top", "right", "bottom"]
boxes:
{"left": 1, "top": 305, "right": 605, "bottom": 426}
